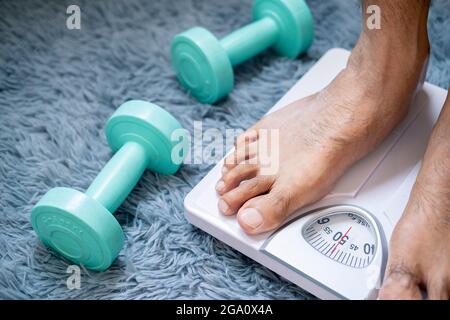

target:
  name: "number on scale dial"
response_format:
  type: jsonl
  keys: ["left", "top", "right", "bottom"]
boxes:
{"left": 302, "top": 211, "right": 377, "bottom": 268}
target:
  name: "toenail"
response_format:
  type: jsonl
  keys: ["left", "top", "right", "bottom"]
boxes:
{"left": 216, "top": 180, "right": 225, "bottom": 192}
{"left": 218, "top": 198, "right": 230, "bottom": 214}
{"left": 240, "top": 208, "right": 263, "bottom": 229}
{"left": 222, "top": 166, "right": 228, "bottom": 174}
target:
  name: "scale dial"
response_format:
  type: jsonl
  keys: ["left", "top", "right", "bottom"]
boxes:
{"left": 302, "top": 209, "right": 377, "bottom": 269}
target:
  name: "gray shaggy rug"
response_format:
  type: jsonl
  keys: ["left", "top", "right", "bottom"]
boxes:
{"left": 0, "top": 0, "right": 449, "bottom": 299}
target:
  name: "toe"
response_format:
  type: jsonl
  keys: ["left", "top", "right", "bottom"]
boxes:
{"left": 216, "top": 163, "right": 259, "bottom": 195}
{"left": 236, "top": 187, "right": 291, "bottom": 235}
{"left": 218, "top": 176, "right": 274, "bottom": 215}
{"left": 235, "top": 141, "right": 258, "bottom": 164}
{"left": 236, "top": 129, "right": 258, "bottom": 146}
{"left": 223, "top": 143, "right": 258, "bottom": 171}
{"left": 224, "top": 130, "right": 258, "bottom": 170}
{"left": 379, "top": 263, "right": 422, "bottom": 300}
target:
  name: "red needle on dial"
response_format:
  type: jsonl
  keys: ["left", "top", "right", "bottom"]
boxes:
{"left": 330, "top": 226, "right": 352, "bottom": 255}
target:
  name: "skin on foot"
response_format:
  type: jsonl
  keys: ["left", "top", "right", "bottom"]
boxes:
{"left": 379, "top": 91, "right": 450, "bottom": 300}
{"left": 216, "top": 38, "right": 428, "bottom": 235}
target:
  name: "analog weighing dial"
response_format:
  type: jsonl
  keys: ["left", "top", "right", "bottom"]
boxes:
{"left": 302, "top": 210, "right": 378, "bottom": 269}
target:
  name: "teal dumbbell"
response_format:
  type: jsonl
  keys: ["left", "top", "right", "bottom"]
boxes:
{"left": 31, "top": 100, "right": 187, "bottom": 271}
{"left": 171, "top": 0, "right": 314, "bottom": 104}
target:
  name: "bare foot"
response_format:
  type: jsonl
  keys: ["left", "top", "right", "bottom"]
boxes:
{"left": 216, "top": 33, "right": 429, "bottom": 234}
{"left": 379, "top": 91, "right": 450, "bottom": 300}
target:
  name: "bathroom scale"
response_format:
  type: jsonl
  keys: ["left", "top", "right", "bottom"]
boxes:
{"left": 184, "top": 48, "right": 448, "bottom": 299}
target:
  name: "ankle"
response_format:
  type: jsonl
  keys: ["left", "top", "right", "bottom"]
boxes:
{"left": 341, "top": 32, "right": 429, "bottom": 143}
{"left": 359, "top": 0, "right": 431, "bottom": 75}
{"left": 348, "top": 33, "right": 429, "bottom": 95}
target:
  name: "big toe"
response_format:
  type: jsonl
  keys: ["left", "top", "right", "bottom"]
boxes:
{"left": 237, "top": 188, "right": 291, "bottom": 235}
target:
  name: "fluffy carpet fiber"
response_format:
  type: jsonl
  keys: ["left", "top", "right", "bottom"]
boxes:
{"left": 0, "top": 0, "right": 448, "bottom": 299}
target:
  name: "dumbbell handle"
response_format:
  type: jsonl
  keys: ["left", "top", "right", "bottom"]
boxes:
{"left": 86, "top": 141, "right": 149, "bottom": 213}
{"left": 220, "top": 16, "right": 279, "bottom": 66}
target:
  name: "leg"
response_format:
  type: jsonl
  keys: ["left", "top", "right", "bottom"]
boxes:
{"left": 216, "top": 0, "right": 430, "bottom": 234}
{"left": 379, "top": 90, "right": 450, "bottom": 300}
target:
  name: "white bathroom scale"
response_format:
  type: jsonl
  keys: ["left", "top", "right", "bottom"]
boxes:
{"left": 184, "top": 48, "right": 447, "bottom": 299}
